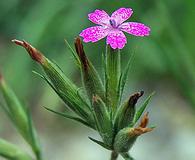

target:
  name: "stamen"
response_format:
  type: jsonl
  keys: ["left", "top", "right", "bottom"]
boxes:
{"left": 109, "top": 19, "right": 117, "bottom": 28}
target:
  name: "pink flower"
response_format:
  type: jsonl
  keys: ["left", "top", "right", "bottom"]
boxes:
{"left": 79, "top": 8, "right": 150, "bottom": 49}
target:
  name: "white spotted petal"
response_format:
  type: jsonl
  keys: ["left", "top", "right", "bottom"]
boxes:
{"left": 79, "top": 26, "right": 109, "bottom": 42}
{"left": 88, "top": 9, "right": 110, "bottom": 26}
{"left": 106, "top": 31, "right": 127, "bottom": 49}
{"left": 111, "top": 8, "right": 133, "bottom": 26}
{"left": 119, "top": 22, "right": 150, "bottom": 36}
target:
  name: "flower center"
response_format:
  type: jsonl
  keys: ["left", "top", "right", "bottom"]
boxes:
{"left": 109, "top": 19, "right": 118, "bottom": 28}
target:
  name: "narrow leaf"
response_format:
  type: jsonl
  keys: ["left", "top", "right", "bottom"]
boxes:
{"left": 26, "top": 108, "right": 41, "bottom": 160}
{"left": 133, "top": 92, "right": 155, "bottom": 125}
{"left": 88, "top": 137, "right": 111, "bottom": 150}
{"left": 0, "top": 76, "right": 37, "bottom": 151}
{"left": 118, "top": 52, "right": 134, "bottom": 103}
{"left": 0, "top": 139, "right": 32, "bottom": 160}
{"left": 44, "top": 107, "right": 94, "bottom": 129}
{"left": 64, "top": 39, "right": 81, "bottom": 67}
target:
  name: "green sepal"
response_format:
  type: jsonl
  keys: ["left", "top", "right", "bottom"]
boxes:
{"left": 0, "top": 78, "right": 40, "bottom": 158}
{"left": 0, "top": 139, "right": 32, "bottom": 160}
{"left": 114, "top": 91, "right": 144, "bottom": 131}
{"left": 118, "top": 52, "right": 134, "bottom": 103}
{"left": 44, "top": 107, "right": 94, "bottom": 129}
{"left": 74, "top": 38, "right": 105, "bottom": 102}
{"left": 92, "top": 95, "right": 113, "bottom": 146}
{"left": 88, "top": 137, "right": 112, "bottom": 150}
{"left": 120, "top": 152, "right": 134, "bottom": 160}
{"left": 105, "top": 45, "right": 121, "bottom": 111}
{"left": 114, "top": 127, "right": 137, "bottom": 153}
{"left": 132, "top": 92, "right": 155, "bottom": 126}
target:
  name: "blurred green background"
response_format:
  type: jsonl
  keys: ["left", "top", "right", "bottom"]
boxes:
{"left": 0, "top": 0, "right": 195, "bottom": 159}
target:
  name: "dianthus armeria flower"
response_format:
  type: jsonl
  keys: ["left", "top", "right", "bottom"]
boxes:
{"left": 79, "top": 8, "right": 150, "bottom": 49}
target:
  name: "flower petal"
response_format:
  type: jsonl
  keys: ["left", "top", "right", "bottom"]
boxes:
{"left": 79, "top": 26, "right": 108, "bottom": 43}
{"left": 88, "top": 9, "right": 110, "bottom": 25}
{"left": 119, "top": 22, "right": 150, "bottom": 36}
{"left": 111, "top": 8, "right": 133, "bottom": 25}
{"left": 106, "top": 31, "right": 127, "bottom": 49}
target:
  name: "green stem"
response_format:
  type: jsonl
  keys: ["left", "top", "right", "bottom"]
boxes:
{"left": 105, "top": 45, "right": 121, "bottom": 112}
{"left": 110, "top": 151, "right": 118, "bottom": 160}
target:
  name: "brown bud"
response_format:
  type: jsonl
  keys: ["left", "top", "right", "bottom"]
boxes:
{"left": 74, "top": 37, "right": 89, "bottom": 71}
{"left": 12, "top": 39, "right": 45, "bottom": 64}
{"left": 128, "top": 91, "right": 144, "bottom": 106}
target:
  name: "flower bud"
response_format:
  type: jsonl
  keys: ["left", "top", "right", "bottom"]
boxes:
{"left": 114, "top": 112, "right": 153, "bottom": 153}
{"left": 75, "top": 37, "right": 105, "bottom": 102}
{"left": 114, "top": 127, "right": 137, "bottom": 153}
{"left": 115, "top": 91, "right": 144, "bottom": 131}
{"left": 12, "top": 39, "right": 94, "bottom": 125}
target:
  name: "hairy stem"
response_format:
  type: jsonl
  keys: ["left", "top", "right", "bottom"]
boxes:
{"left": 110, "top": 151, "right": 118, "bottom": 160}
